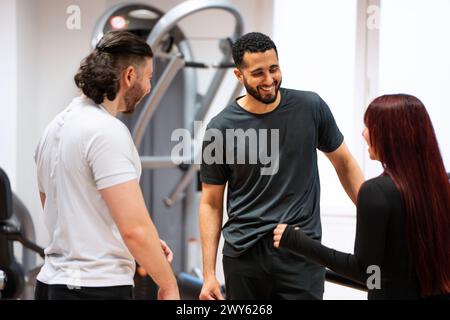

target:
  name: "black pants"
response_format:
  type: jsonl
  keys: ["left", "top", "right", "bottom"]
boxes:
{"left": 223, "top": 234, "right": 325, "bottom": 300}
{"left": 35, "top": 280, "right": 133, "bottom": 300}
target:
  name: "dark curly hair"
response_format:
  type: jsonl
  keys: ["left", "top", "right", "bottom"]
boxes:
{"left": 232, "top": 32, "right": 278, "bottom": 68}
{"left": 74, "top": 31, "right": 153, "bottom": 104}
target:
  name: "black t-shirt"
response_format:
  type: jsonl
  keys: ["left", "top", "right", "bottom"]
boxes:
{"left": 200, "top": 88, "right": 343, "bottom": 257}
{"left": 280, "top": 175, "right": 425, "bottom": 300}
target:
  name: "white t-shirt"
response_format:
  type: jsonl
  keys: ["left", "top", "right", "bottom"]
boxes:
{"left": 34, "top": 96, "right": 142, "bottom": 287}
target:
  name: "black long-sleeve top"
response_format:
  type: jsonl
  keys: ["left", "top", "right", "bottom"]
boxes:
{"left": 280, "top": 175, "right": 422, "bottom": 299}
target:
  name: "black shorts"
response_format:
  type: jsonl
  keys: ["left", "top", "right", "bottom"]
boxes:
{"left": 35, "top": 280, "right": 133, "bottom": 300}
{"left": 223, "top": 234, "right": 325, "bottom": 300}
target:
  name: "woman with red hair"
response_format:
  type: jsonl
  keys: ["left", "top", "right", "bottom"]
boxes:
{"left": 274, "top": 94, "right": 450, "bottom": 299}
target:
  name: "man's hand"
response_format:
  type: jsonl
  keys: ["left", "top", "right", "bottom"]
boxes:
{"left": 156, "top": 239, "right": 178, "bottom": 300}
{"left": 199, "top": 276, "right": 224, "bottom": 300}
{"left": 273, "top": 224, "right": 288, "bottom": 248}
{"left": 160, "top": 239, "right": 173, "bottom": 264}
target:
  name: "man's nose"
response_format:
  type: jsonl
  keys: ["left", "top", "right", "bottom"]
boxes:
{"left": 262, "top": 72, "right": 274, "bottom": 85}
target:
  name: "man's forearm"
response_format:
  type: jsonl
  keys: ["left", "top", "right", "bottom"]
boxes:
{"left": 325, "top": 142, "right": 365, "bottom": 204}
{"left": 99, "top": 180, "right": 179, "bottom": 298}
{"left": 336, "top": 157, "right": 365, "bottom": 204}
{"left": 199, "top": 203, "right": 223, "bottom": 279}
{"left": 123, "top": 222, "right": 178, "bottom": 291}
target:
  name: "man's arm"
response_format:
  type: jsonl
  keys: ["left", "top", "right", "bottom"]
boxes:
{"left": 100, "top": 179, "right": 179, "bottom": 300}
{"left": 199, "top": 183, "right": 225, "bottom": 300}
{"left": 324, "top": 142, "right": 365, "bottom": 204}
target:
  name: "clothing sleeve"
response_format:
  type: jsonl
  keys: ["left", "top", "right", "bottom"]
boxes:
{"left": 280, "top": 180, "right": 391, "bottom": 284}
{"left": 85, "top": 126, "right": 139, "bottom": 190}
{"left": 33, "top": 141, "right": 45, "bottom": 193}
{"left": 199, "top": 123, "right": 230, "bottom": 185}
{"left": 316, "top": 95, "right": 344, "bottom": 153}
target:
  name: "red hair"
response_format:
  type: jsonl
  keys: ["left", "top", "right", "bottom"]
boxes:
{"left": 364, "top": 94, "right": 450, "bottom": 297}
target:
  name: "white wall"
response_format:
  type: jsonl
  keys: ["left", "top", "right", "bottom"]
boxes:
{"left": 379, "top": 0, "right": 450, "bottom": 171}
{"left": 0, "top": 0, "right": 18, "bottom": 188}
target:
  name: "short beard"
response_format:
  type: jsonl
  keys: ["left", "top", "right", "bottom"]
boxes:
{"left": 243, "top": 78, "right": 282, "bottom": 105}
{"left": 123, "top": 82, "right": 146, "bottom": 114}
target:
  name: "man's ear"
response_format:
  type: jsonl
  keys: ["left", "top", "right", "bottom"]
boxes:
{"left": 234, "top": 68, "right": 244, "bottom": 83}
{"left": 122, "top": 66, "right": 136, "bottom": 88}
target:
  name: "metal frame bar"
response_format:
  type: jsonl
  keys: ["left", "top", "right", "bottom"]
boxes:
{"left": 146, "top": 0, "right": 243, "bottom": 50}
{"left": 90, "top": 2, "right": 165, "bottom": 49}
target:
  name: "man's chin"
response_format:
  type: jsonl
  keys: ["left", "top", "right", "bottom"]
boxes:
{"left": 260, "top": 93, "right": 277, "bottom": 104}
{"left": 122, "top": 105, "right": 136, "bottom": 114}
{"left": 257, "top": 88, "right": 279, "bottom": 103}
{"left": 124, "top": 98, "right": 143, "bottom": 114}
{"left": 262, "top": 99, "right": 276, "bottom": 105}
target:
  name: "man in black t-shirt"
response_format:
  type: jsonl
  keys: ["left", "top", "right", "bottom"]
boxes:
{"left": 198, "top": 32, "right": 364, "bottom": 300}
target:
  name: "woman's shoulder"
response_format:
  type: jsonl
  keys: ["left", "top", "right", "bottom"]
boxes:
{"left": 364, "top": 175, "right": 397, "bottom": 191}
{"left": 359, "top": 174, "right": 402, "bottom": 207}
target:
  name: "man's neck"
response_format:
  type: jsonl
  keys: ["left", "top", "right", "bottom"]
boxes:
{"left": 238, "top": 91, "right": 281, "bottom": 114}
{"left": 101, "top": 95, "right": 122, "bottom": 117}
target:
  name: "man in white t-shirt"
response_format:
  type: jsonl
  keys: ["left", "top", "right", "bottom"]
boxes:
{"left": 34, "top": 31, "right": 179, "bottom": 300}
